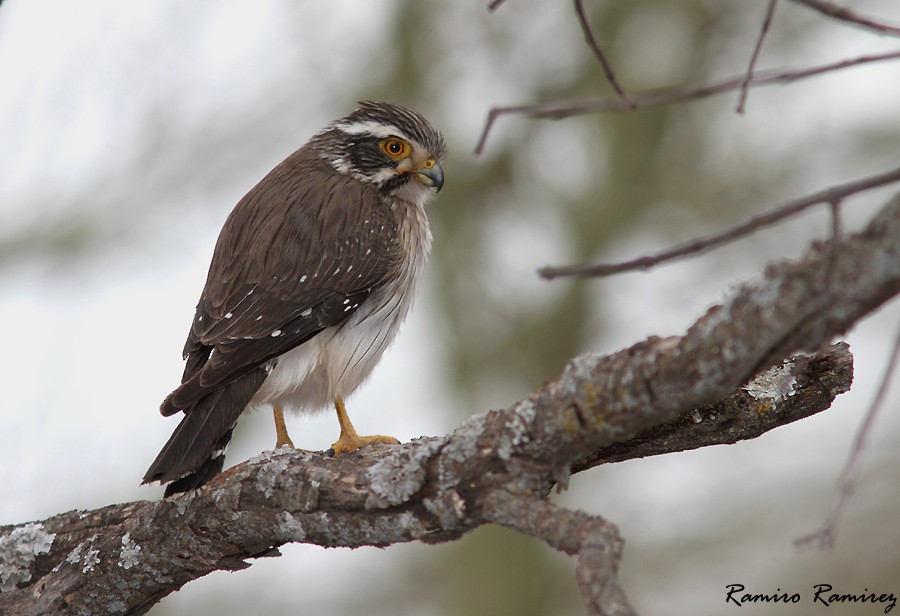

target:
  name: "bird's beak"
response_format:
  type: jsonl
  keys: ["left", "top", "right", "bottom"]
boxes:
{"left": 415, "top": 160, "right": 444, "bottom": 192}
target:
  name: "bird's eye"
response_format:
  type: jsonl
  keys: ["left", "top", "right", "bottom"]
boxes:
{"left": 380, "top": 138, "right": 409, "bottom": 158}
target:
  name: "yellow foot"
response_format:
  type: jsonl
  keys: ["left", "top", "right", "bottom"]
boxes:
{"left": 329, "top": 396, "right": 399, "bottom": 456}
{"left": 329, "top": 432, "right": 399, "bottom": 457}
{"left": 273, "top": 405, "right": 295, "bottom": 450}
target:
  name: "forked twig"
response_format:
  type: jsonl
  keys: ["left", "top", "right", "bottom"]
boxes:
{"left": 474, "top": 50, "right": 900, "bottom": 155}
{"left": 573, "top": 0, "right": 632, "bottom": 105}
{"left": 539, "top": 165, "right": 900, "bottom": 279}
{"left": 737, "top": 0, "right": 779, "bottom": 114}
{"left": 796, "top": 325, "right": 900, "bottom": 549}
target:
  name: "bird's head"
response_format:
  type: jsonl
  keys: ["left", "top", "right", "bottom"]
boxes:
{"left": 311, "top": 101, "right": 446, "bottom": 203}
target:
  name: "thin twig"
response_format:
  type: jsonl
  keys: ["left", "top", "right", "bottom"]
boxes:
{"left": 473, "top": 49, "right": 900, "bottom": 155}
{"left": 737, "top": 0, "right": 779, "bottom": 114}
{"left": 573, "top": 0, "right": 632, "bottom": 105}
{"left": 811, "top": 198, "right": 845, "bottom": 352}
{"left": 538, "top": 164, "right": 900, "bottom": 279}
{"left": 791, "top": 0, "right": 900, "bottom": 36}
{"left": 796, "top": 324, "right": 900, "bottom": 549}
{"left": 829, "top": 199, "right": 842, "bottom": 238}
{"left": 826, "top": 198, "right": 843, "bottom": 285}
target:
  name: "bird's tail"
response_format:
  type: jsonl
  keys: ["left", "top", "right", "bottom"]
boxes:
{"left": 143, "top": 369, "right": 267, "bottom": 496}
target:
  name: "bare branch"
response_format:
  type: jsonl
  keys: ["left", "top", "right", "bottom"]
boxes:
{"left": 573, "top": 0, "right": 632, "bottom": 105}
{"left": 737, "top": 0, "right": 779, "bottom": 114}
{"left": 539, "top": 164, "right": 900, "bottom": 280}
{"left": 573, "top": 343, "right": 853, "bottom": 472}
{"left": 490, "top": 0, "right": 631, "bottom": 104}
{"left": 0, "top": 348, "right": 849, "bottom": 616}
{"left": 473, "top": 50, "right": 900, "bottom": 155}
{"left": 481, "top": 491, "right": 634, "bottom": 616}
{"left": 791, "top": 0, "right": 900, "bottom": 36}
{"left": 2, "top": 192, "right": 897, "bottom": 615}
{"left": 797, "top": 325, "right": 900, "bottom": 549}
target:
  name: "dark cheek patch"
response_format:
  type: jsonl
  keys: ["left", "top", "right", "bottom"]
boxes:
{"left": 350, "top": 140, "right": 391, "bottom": 177}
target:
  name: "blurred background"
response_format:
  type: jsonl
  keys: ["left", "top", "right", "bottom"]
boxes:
{"left": 1, "top": 1, "right": 899, "bottom": 614}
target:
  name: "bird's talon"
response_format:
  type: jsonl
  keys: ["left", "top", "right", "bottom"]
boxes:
{"left": 329, "top": 434, "right": 400, "bottom": 457}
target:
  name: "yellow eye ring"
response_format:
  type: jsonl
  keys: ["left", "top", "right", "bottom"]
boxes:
{"left": 380, "top": 138, "right": 410, "bottom": 159}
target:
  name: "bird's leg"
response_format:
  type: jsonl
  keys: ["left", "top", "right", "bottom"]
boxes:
{"left": 273, "top": 405, "right": 295, "bottom": 449}
{"left": 329, "top": 396, "right": 399, "bottom": 456}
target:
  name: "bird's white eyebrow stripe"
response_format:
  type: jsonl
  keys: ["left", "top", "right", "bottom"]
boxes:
{"left": 333, "top": 120, "right": 405, "bottom": 139}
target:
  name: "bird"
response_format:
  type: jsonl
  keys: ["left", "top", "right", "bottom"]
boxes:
{"left": 142, "top": 101, "right": 445, "bottom": 496}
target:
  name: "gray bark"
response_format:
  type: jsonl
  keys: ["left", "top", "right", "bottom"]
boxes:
{"left": 1, "top": 193, "right": 897, "bottom": 616}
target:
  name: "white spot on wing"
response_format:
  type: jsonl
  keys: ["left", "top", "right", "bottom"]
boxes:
{"left": 225, "top": 312, "right": 233, "bottom": 319}
{"left": 271, "top": 330, "right": 283, "bottom": 337}
{"left": 300, "top": 308, "right": 312, "bottom": 317}
{"left": 300, "top": 275, "right": 308, "bottom": 283}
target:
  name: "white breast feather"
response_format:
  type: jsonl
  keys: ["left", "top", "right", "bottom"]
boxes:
{"left": 251, "top": 197, "right": 432, "bottom": 415}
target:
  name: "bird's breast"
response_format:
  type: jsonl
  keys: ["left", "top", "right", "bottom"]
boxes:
{"left": 252, "top": 200, "right": 431, "bottom": 414}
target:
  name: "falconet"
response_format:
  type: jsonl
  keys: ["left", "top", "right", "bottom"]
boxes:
{"left": 143, "top": 101, "right": 445, "bottom": 496}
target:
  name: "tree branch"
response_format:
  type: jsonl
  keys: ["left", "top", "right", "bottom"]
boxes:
{"left": 737, "top": 0, "right": 779, "bottom": 114}
{"left": 481, "top": 491, "right": 634, "bottom": 616}
{"left": 790, "top": 0, "right": 900, "bottom": 37}
{"left": 2, "top": 193, "right": 898, "bottom": 615}
{"left": 797, "top": 325, "right": 900, "bottom": 549}
{"left": 473, "top": 50, "right": 900, "bottom": 155}
{"left": 573, "top": 0, "right": 632, "bottom": 105}
{"left": 539, "top": 164, "right": 900, "bottom": 279}
{"left": 573, "top": 342, "right": 853, "bottom": 473}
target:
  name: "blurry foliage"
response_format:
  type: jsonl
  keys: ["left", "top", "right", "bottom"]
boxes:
{"left": 347, "top": 2, "right": 825, "bottom": 615}
{"left": 4, "top": 0, "right": 898, "bottom": 614}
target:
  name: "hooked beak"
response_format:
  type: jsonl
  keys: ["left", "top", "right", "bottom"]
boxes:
{"left": 415, "top": 160, "right": 444, "bottom": 192}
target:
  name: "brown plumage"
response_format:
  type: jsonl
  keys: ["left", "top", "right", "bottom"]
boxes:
{"left": 143, "top": 102, "right": 445, "bottom": 495}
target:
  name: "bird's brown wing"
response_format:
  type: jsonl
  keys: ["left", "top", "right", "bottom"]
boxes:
{"left": 144, "top": 152, "right": 401, "bottom": 489}
{"left": 161, "top": 151, "right": 400, "bottom": 415}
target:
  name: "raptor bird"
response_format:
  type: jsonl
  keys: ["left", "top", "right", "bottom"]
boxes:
{"left": 143, "top": 101, "right": 445, "bottom": 496}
